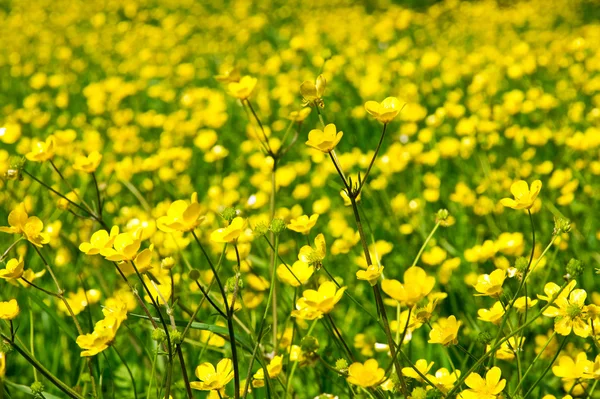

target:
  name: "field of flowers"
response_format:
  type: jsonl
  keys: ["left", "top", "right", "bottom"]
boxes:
{"left": 1, "top": 0, "right": 600, "bottom": 398}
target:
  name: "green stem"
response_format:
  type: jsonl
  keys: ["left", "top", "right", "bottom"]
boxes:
{"left": 411, "top": 222, "right": 441, "bottom": 268}
{"left": 513, "top": 331, "right": 556, "bottom": 395}
{"left": 113, "top": 346, "right": 138, "bottom": 399}
{"left": 285, "top": 320, "right": 318, "bottom": 397}
{"left": 523, "top": 336, "right": 568, "bottom": 399}
{"left": 356, "top": 123, "right": 387, "bottom": 196}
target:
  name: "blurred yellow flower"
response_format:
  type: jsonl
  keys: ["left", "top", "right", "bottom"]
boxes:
{"left": 477, "top": 301, "right": 505, "bottom": 324}
{"left": 287, "top": 214, "right": 318, "bottom": 234}
{"left": 427, "top": 368, "right": 460, "bottom": 393}
{"left": 0, "top": 299, "right": 20, "bottom": 320}
{"left": 79, "top": 226, "right": 119, "bottom": 255}
{"left": 474, "top": 269, "right": 506, "bottom": 297}
{"left": 25, "top": 135, "right": 55, "bottom": 162}
{"left": 356, "top": 264, "right": 384, "bottom": 286}
{"left": 292, "top": 281, "right": 345, "bottom": 319}
{"left": 364, "top": 97, "right": 402, "bottom": 123}
{"left": 347, "top": 359, "right": 385, "bottom": 388}
{"left": 500, "top": 180, "right": 542, "bottom": 210}
{"left": 305, "top": 124, "right": 343, "bottom": 153}
{"left": 72, "top": 151, "right": 102, "bottom": 173}
{"left": 210, "top": 217, "right": 246, "bottom": 243}
{"left": 300, "top": 74, "right": 326, "bottom": 108}
{"left": 428, "top": 315, "right": 461, "bottom": 346}
{"left": 228, "top": 76, "right": 257, "bottom": 100}
{"left": 252, "top": 355, "right": 283, "bottom": 387}
{"left": 157, "top": 193, "right": 204, "bottom": 233}
{"left": 0, "top": 257, "right": 24, "bottom": 280}
{"left": 402, "top": 359, "right": 434, "bottom": 381}
{"left": 277, "top": 260, "right": 314, "bottom": 287}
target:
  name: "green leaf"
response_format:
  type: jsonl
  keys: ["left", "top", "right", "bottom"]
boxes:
{"left": 3, "top": 380, "right": 63, "bottom": 399}
{"left": 25, "top": 290, "right": 77, "bottom": 341}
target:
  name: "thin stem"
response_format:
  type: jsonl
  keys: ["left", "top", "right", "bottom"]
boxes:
{"left": 285, "top": 320, "right": 318, "bottom": 397}
{"left": 356, "top": 123, "right": 387, "bottom": 196}
{"left": 523, "top": 336, "right": 568, "bottom": 399}
{"left": 113, "top": 346, "right": 138, "bottom": 399}
{"left": 91, "top": 172, "right": 103, "bottom": 218}
{"left": 513, "top": 331, "right": 556, "bottom": 394}
{"left": 245, "top": 99, "right": 273, "bottom": 154}
{"left": 411, "top": 222, "right": 441, "bottom": 268}
{"left": 49, "top": 159, "right": 94, "bottom": 215}
{"left": 176, "top": 346, "right": 193, "bottom": 399}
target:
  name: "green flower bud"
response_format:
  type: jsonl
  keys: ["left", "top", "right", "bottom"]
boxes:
{"left": 477, "top": 331, "right": 493, "bottom": 346}
{"left": 0, "top": 341, "right": 12, "bottom": 353}
{"left": 565, "top": 258, "right": 584, "bottom": 279}
{"left": 553, "top": 217, "right": 572, "bottom": 235}
{"left": 221, "top": 207, "right": 238, "bottom": 222}
{"left": 435, "top": 209, "right": 450, "bottom": 223}
{"left": 170, "top": 329, "right": 183, "bottom": 345}
{"left": 300, "top": 335, "right": 319, "bottom": 353}
{"left": 426, "top": 389, "right": 444, "bottom": 399}
{"left": 515, "top": 257, "right": 529, "bottom": 274}
{"left": 188, "top": 269, "right": 201, "bottom": 281}
{"left": 30, "top": 381, "right": 45, "bottom": 396}
{"left": 269, "top": 218, "right": 286, "bottom": 235}
{"left": 253, "top": 222, "right": 269, "bottom": 237}
{"left": 335, "top": 358, "right": 348, "bottom": 372}
{"left": 152, "top": 328, "right": 167, "bottom": 343}
{"left": 226, "top": 275, "right": 242, "bottom": 293}
{"left": 411, "top": 387, "right": 427, "bottom": 399}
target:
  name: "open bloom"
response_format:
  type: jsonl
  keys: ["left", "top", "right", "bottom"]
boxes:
{"left": 364, "top": 97, "right": 402, "bottom": 123}
{"left": 474, "top": 269, "right": 506, "bottom": 297}
{"left": 287, "top": 214, "right": 318, "bottom": 234}
{"left": 543, "top": 288, "right": 590, "bottom": 337}
{"left": 79, "top": 226, "right": 119, "bottom": 255}
{"left": 277, "top": 260, "right": 314, "bottom": 287}
{"left": 190, "top": 358, "right": 234, "bottom": 391}
{"left": 428, "top": 315, "right": 461, "bottom": 346}
{"left": 100, "top": 228, "right": 143, "bottom": 262}
{"left": 252, "top": 355, "right": 283, "bottom": 388}
{"left": 228, "top": 76, "right": 257, "bottom": 100}
{"left": 157, "top": 193, "right": 204, "bottom": 233}
{"left": 298, "top": 233, "right": 326, "bottom": 268}
{"left": 477, "top": 301, "right": 505, "bottom": 324}
{"left": 402, "top": 359, "right": 434, "bottom": 381}
{"left": 210, "top": 217, "right": 246, "bottom": 243}
{"left": 500, "top": 180, "right": 542, "bottom": 209}
{"left": 25, "top": 135, "right": 55, "bottom": 162}
{"left": 76, "top": 300, "right": 127, "bottom": 357}
{"left": 459, "top": 367, "right": 506, "bottom": 399}
{"left": 427, "top": 368, "right": 461, "bottom": 393}
{"left": 381, "top": 267, "right": 435, "bottom": 306}
{"left": 292, "top": 281, "right": 345, "bottom": 319}
{"left": 356, "top": 264, "right": 384, "bottom": 286}
{"left": 0, "top": 203, "right": 50, "bottom": 247}
{"left": 305, "top": 123, "right": 343, "bottom": 153}
{"left": 0, "top": 257, "right": 24, "bottom": 280}
{"left": 300, "top": 74, "right": 326, "bottom": 107}
{"left": 0, "top": 299, "right": 20, "bottom": 320}
{"left": 347, "top": 359, "right": 385, "bottom": 388}
{"left": 73, "top": 151, "right": 103, "bottom": 173}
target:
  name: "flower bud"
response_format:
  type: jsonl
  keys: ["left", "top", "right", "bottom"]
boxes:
{"left": 31, "top": 381, "right": 45, "bottom": 397}
{"left": 335, "top": 358, "right": 348, "bottom": 372}
{"left": 565, "top": 258, "right": 584, "bottom": 279}
{"left": 269, "top": 218, "right": 286, "bottom": 235}
{"left": 188, "top": 269, "right": 201, "bottom": 281}
{"left": 253, "top": 222, "right": 269, "bottom": 237}
{"left": 221, "top": 207, "right": 237, "bottom": 222}
{"left": 553, "top": 217, "right": 572, "bottom": 235}
{"left": 152, "top": 328, "right": 167, "bottom": 343}
{"left": 300, "top": 335, "right": 319, "bottom": 353}
{"left": 161, "top": 257, "right": 175, "bottom": 270}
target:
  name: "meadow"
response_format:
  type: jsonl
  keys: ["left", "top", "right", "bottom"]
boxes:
{"left": 1, "top": 0, "right": 600, "bottom": 398}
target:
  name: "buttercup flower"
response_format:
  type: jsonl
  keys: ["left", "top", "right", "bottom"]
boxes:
{"left": 228, "top": 76, "right": 257, "bottom": 100}
{"left": 25, "top": 135, "right": 55, "bottom": 162}
{"left": 347, "top": 359, "right": 385, "bottom": 388}
{"left": 500, "top": 180, "right": 542, "bottom": 209}
{"left": 210, "top": 217, "right": 246, "bottom": 243}
{"left": 477, "top": 301, "right": 505, "bottom": 324}
{"left": 79, "top": 226, "right": 119, "bottom": 255}
{"left": 292, "top": 281, "right": 345, "bottom": 319}
{"left": 298, "top": 233, "right": 326, "bottom": 267}
{"left": 157, "top": 193, "right": 204, "bottom": 233}
{"left": 474, "top": 269, "right": 506, "bottom": 297}
{"left": 0, "top": 299, "right": 20, "bottom": 320}
{"left": 300, "top": 74, "right": 326, "bottom": 107}
{"left": 0, "top": 351, "right": 5, "bottom": 378}
{"left": 190, "top": 358, "right": 234, "bottom": 391}
{"left": 305, "top": 124, "right": 343, "bottom": 153}
{"left": 72, "top": 151, "right": 103, "bottom": 173}
{"left": 0, "top": 203, "right": 50, "bottom": 247}
{"left": 382, "top": 267, "right": 436, "bottom": 306}
{"left": 0, "top": 257, "right": 24, "bottom": 280}
{"left": 287, "top": 214, "right": 318, "bottom": 234}
{"left": 402, "top": 359, "right": 434, "bottom": 381}
{"left": 356, "top": 264, "right": 384, "bottom": 286}
{"left": 277, "top": 260, "right": 314, "bottom": 287}
{"left": 252, "top": 355, "right": 283, "bottom": 388}
{"left": 288, "top": 108, "right": 311, "bottom": 122}
{"left": 428, "top": 315, "right": 461, "bottom": 346}
{"left": 543, "top": 287, "right": 590, "bottom": 337}
{"left": 427, "top": 368, "right": 461, "bottom": 393}
{"left": 458, "top": 367, "right": 506, "bottom": 399}
{"left": 100, "top": 228, "right": 144, "bottom": 262}
{"left": 364, "top": 97, "right": 402, "bottom": 123}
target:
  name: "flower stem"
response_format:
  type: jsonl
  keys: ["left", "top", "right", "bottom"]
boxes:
{"left": 523, "top": 335, "right": 568, "bottom": 399}
{"left": 356, "top": 123, "right": 387, "bottom": 196}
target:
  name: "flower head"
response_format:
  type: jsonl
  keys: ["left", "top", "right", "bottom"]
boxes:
{"left": 0, "top": 203, "right": 50, "bottom": 247}
{"left": 210, "top": 217, "right": 246, "bottom": 243}
{"left": 292, "top": 281, "right": 345, "bottom": 319}
{"left": 300, "top": 74, "right": 326, "bottom": 107}
{"left": 100, "top": 228, "right": 143, "bottom": 262}
{"left": 228, "top": 76, "right": 257, "bottom": 100}
{"left": 25, "top": 135, "right": 55, "bottom": 162}
{"left": 298, "top": 233, "right": 326, "bottom": 268}
{"left": 458, "top": 367, "right": 506, "bottom": 399}
{"left": 356, "top": 264, "right": 384, "bottom": 286}
{"left": 157, "top": 193, "right": 204, "bottom": 233}
{"left": 381, "top": 267, "right": 435, "bottom": 306}
{"left": 190, "top": 358, "right": 234, "bottom": 391}
{"left": 287, "top": 214, "right": 318, "bottom": 234}
{"left": 277, "top": 260, "right": 314, "bottom": 287}
{"left": 73, "top": 151, "right": 103, "bottom": 173}
{"left": 500, "top": 180, "right": 542, "bottom": 209}
{"left": 428, "top": 315, "right": 461, "bottom": 346}
{"left": 402, "top": 359, "right": 434, "bottom": 382}
{"left": 79, "top": 226, "right": 119, "bottom": 255}
{"left": 364, "top": 97, "right": 402, "bottom": 123}
{"left": 0, "top": 299, "right": 20, "bottom": 320}
{"left": 0, "top": 257, "right": 24, "bottom": 280}
{"left": 543, "top": 288, "right": 590, "bottom": 337}
{"left": 347, "top": 359, "right": 385, "bottom": 388}
{"left": 474, "top": 269, "right": 506, "bottom": 297}
{"left": 305, "top": 124, "right": 343, "bottom": 153}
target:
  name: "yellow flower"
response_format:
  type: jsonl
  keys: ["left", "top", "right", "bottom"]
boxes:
{"left": 0, "top": 203, "right": 50, "bottom": 247}
{"left": 292, "top": 281, "right": 345, "bottom": 319}
{"left": 11, "top": 268, "right": 46, "bottom": 288}
{"left": 0, "top": 299, "right": 20, "bottom": 320}
{"left": 584, "top": 354, "right": 600, "bottom": 380}
{"left": 500, "top": 180, "right": 542, "bottom": 209}
{"left": 100, "top": 228, "right": 143, "bottom": 262}
{"left": 0, "top": 257, "right": 24, "bottom": 280}
{"left": 381, "top": 267, "right": 435, "bottom": 306}
{"left": 72, "top": 151, "right": 102, "bottom": 173}
{"left": 277, "top": 260, "right": 314, "bottom": 287}
{"left": 402, "top": 359, "right": 434, "bottom": 381}
{"left": 513, "top": 296, "right": 538, "bottom": 312}
{"left": 477, "top": 301, "right": 505, "bottom": 324}
{"left": 210, "top": 217, "right": 246, "bottom": 243}
{"left": 25, "top": 135, "right": 55, "bottom": 162}
{"left": 491, "top": 337, "right": 525, "bottom": 361}
{"left": 473, "top": 269, "right": 506, "bottom": 297}
{"left": 426, "top": 368, "right": 461, "bottom": 393}
{"left": 428, "top": 315, "right": 461, "bottom": 346}
{"left": 543, "top": 288, "right": 590, "bottom": 337}
{"left": 553, "top": 352, "right": 592, "bottom": 386}
{"left": 288, "top": 108, "right": 311, "bottom": 122}
{"left": 305, "top": 124, "right": 343, "bottom": 153}
{"left": 287, "top": 214, "right": 318, "bottom": 234}
{"left": 347, "top": 359, "right": 385, "bottom": 388}
{"left": 215, "top": 65, "right": 240, "bottom": 83}
{"left": 76, "top": 315, "right": 122, "bottom": 357}
{"left": 0, "top": 351, "right": 5, "bottom": 377}
{"left": 58, "top": 288, "right": 101, "bottom": 316}
{"left": 190, "top": 358, "right": 234, "bottom": 391}
{"left": 298, "top": 233, "right": 326, "bottom": 267}
{"left": 356, "top": 264, "right": 384, "bottom": 286}
{"left": 79, "top": 226, "right": 119, "bottom": 255}
{"left": 458, "top": 367, "right": 506, "bottom": 399}
{"left": 364, "top": 97, "right": 402, "bottom": 123}
{"left": 228, "top": 75, "right": 257, "bottom": 100}
{"left": 252, "top": 355, "right": 283, "bottom": 387}
{"left": 157, "top": 193, "right": 204, "bottom": 233}
{"left": 300, "top": 74, "right": 326, "bottom": 108}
